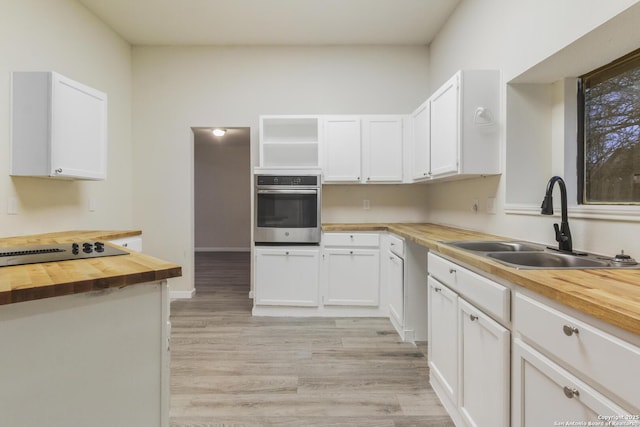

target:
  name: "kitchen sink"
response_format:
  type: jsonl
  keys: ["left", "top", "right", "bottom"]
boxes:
{"left": 443, "top": 240, "right": 639, "bottom": 269}
{"left": 448, "top": 240, "right": 545, "bottom": 252}
{"left": 486, "top": 251, "right": 611, "bottom": 269}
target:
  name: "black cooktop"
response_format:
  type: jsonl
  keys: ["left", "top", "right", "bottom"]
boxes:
{"left": 0, "top": 242, "right": 129, "bottom": 267}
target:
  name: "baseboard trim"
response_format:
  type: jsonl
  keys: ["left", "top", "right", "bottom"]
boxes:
{"left": 169, "top": 289, "right": 196, "bottom": 300}
{"left": 195, "top": 247, "right": 251, "bottom": 252}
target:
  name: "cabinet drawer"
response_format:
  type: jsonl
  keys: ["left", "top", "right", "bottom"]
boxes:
{"left": 515, "top": 293, "right": 640, "bottom": 411}
{"left": 428, "top": 253, "right": 510, "bottom": 323}
{"left": 512, "top": 339, "right": 635, "bottom": 427}
{"left": 388, "top": 234, "right": 404, "bottom": 258}
{"left": 323, "top": 232, "right": 379, "bottom": 247}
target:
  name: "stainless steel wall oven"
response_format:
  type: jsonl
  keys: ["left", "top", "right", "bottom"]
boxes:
{"left": 254, "top": 171, "right": 321, "bottom": 244}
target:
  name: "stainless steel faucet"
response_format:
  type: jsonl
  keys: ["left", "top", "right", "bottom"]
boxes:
{"left": 541, "top": 176, "right": 573, "bottom": 253}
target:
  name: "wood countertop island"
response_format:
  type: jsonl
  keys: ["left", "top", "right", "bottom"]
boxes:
{"left": 324, "top": 223, "right": 640, "bottom": 336}
{"left": 0, "top": 230, "right": 182, "bottom": 305}
{"left": 0, "top": 230, "right": 180, "bottom": 427}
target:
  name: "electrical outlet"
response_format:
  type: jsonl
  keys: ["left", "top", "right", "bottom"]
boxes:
{"left": 363, "top": 199, "right": 370, "bottom": 210}
{"left": 7, "top": 197, "right": 18, "bottom": 215}
{"left": 487, "top": 197, "right": 496, "bottom": 214}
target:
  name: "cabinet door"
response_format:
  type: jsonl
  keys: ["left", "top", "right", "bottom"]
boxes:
{"left": 323, "top": 117, "right": 361, "bottom": 182}
{"left": 411, "top": 100, "right": 430, "bottom": 180}
{"left": 362, "top": 117, "right": 403, "bottom": 182}
{"left": 512, "top": 340, "right": 635, "bottom": 427}
{"left": 324, "top": 248, "right": 380, "bottom": 306}
{"left": 254, "top": 248, "right": 319, "bottom": 306}
{"left": 459, "top": 298, "right": 510, "bottom": 427}
{"left": 430, "top": 74, "right": 459, "bottom": 177}
{"left": 387, "top": 251, "right": 404, "bottom": 328}
{"left": 51, "top": 72, "right": 107, "bottom": 180}
{"left": 427, "top": 277, "right": 459, "bottom": 404}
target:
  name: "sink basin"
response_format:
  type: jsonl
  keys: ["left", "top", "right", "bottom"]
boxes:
{"left": 448, "top": 240, "right": 545, "bottom": 252}
{"left": 487, "top": 251, "right": 611, "bottom": 269}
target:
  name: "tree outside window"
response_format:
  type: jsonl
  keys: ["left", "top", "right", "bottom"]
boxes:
{"left": 579, "top": 49, "right": 640, "bottom": 204}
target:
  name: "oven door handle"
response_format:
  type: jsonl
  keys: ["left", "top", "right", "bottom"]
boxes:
{"left": 257, "top": 189, "right": 318, "bottom": 195}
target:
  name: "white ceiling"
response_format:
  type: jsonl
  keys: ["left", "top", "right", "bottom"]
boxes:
{"left": 77, "top": 0, "right": 461, "bottom": 46}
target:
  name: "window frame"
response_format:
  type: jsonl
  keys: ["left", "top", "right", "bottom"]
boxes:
{"left": 577, "top": 48, "right": 640, "bottom": 206}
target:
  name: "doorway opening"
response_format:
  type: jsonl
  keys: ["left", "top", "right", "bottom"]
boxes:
{"left": 192, "top": 126, "right": 251, "bottom": 291}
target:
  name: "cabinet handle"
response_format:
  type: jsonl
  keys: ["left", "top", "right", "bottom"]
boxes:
{"left": 469, "top": 314, "right": 478, "bottom": 321}
{"left": 434, "top": 287, "right": 442, "bottom": 293}
{"left": 349, "top": 251, "right": 353, "bottom": 255}
{"left": 423, "top": 172, "right": 427, "bottom": 176}
{"left": 563, "top": 386, "right": 579, "bottom": 399}
{"left": 449, "top": 268, "right": 457, "bottom": 274}
{"left": 54, "top": 168, "right": 63, "bottom": 174}
{"left": 357, "top": 177, "right": 360, "bottom": 180}
{"left": 350, "top": 235, "right": 354, "bottom": 239}
{"left": 563, "top": 325, "right": 579, "bottom": 336}
{"left": 285, "top": 251, "right": 289, "bottom": 255}
{"left": 367, "top": 177, "right": 370, "bottom": 181}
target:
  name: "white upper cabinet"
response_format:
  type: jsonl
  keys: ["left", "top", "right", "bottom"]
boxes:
{"left": 362, "top": 116, "right": 403, "bottom": 183}
{"left": 259, "top": 116, "right": 321, "bottom": 168}
{"left": 11, "top": 71, "right": 108, "bottom": 180}
{"left": 323, "top": 116, "right": 362, "bottom": 182}
{"left": 429, "top": 70, "right": 500, "bottom": 180}
{"left": 410, "top": 99, "right": 430, "bottom": 180}
{"left": 323, "top": 115, "right": 404, "bottom": 184}
{"left": 430, "top": 74, "right": 460, "bottom": 177}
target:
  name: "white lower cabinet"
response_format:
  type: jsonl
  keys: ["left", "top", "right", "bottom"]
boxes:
{"left": 512, "top": 339, "right": 634, "bottom": 427}
{"left": 427, "top": 252, "right": 510, "bottom": 427}
{"left": 322, "top": 232, "right": 380, "bottom": 307}
{"left": 109, "top": 235, "right": 143, "bottom": 252}
{"left": 459, "top": 298, "right": 510, "bottom": 427}
{"left": 387, "top": 249, "right": 404, "bottom": 329}
{"left": 512, "top": 291, "right": 640, "bottom": 425}
{"left": 323, "top": 248, "right": 380, "bottom": 306}
{"left": 254, "top": 247, "right": 319, "bottom": 307}
{"left": 427, "top": 277, "right": 458, "bottom": 404}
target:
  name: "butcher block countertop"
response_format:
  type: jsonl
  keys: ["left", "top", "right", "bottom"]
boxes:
{"left": 324, "top": 223, "right": 640, "bottom": 336}
{"left": 0, "top": 230, "right": 182, "bottom": 306}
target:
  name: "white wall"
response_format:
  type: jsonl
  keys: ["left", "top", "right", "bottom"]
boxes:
{"left": 132, "top": 45, "right": 430, "bottom": 292}
{"left": 425, "top": 0, "right": 640, "bottom": 258}
{"left": 0, "top": 0, "right": 133, "bottom": 237}
{"left": 194, "top": 128, "right": 251, "bottom": 251}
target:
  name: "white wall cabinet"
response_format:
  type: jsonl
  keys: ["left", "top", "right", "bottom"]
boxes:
{"left": 11, "top": 71, "right": 107, "bottom": 180}
{"left": 259, "top": 116, "right": 321, "bottom": 168}
{"left": 323, "top": 116, "right": 361, "bottom": 182}
{"left": 322, "top": 115, "right": 404, "bottom": 184}
{"left": 254, "top": 246, "right": 319, "bottom": 307}
{"left": 427, "top": 252, "right": 510, "bottom": 427}
{"left": 429, "top": 70, "right": 500, "bottom": 180}
{"left": 410, "top": 99, "right": 430, "bottom": 180}
{"left": 322, "top": 232, "right": 380, "bottom": 306}
{"left": 362, "top": 116, "right": 403, "bottom": 182}
{"left": 407, "top": 70, "right": 500, "bottom": 182}
{"left": 429, "top": 74, "right": 459, "bottom": 177}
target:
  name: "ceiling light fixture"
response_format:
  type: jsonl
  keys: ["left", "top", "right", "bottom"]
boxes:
{"left": 212, "top": 128, "right": 226, "bottom": 137}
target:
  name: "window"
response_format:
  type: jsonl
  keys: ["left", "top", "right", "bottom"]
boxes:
{"left": 578, "top": 48, "right": 640, "bottom": 205}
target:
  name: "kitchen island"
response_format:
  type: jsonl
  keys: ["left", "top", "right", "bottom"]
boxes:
{"left": 0, "top": 230, "right": 181, "bottom": 427}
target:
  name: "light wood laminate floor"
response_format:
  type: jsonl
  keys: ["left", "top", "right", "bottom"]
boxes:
{"left": 170, "top": 252, "right": 453, "bottom": 427}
